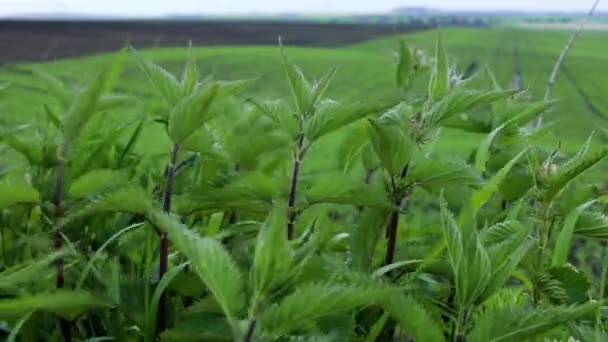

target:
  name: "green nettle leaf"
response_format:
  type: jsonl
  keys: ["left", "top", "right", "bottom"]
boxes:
{"left": 475, "top": 124, "right": 506, "bottom": 173}
{"left": 574, "top": 211, "right": 608, "bottom": 238}
{"left": 501, "top": 100, "right": 554, "bottom": 131}
{"left": 367, "top": 106, "right": 415, "bottom": 176}
{"left": 381, "top": 294, "right": 445, "bottom": 342}
{"left": 337, "top": 123, "right": 368, "bottom": 172}
{"left": 280, "top": 44, "right": 313, "bottom": 114}
{"left": 31, "top": 68, "right": 69, "bottom": 107}
{"left": 0, "top": 182, "right": 40, "bottom": 209}
{"left": 552, "top": 200, "right": 596, "bottom": 267}
{"left": 543, "top": 143, "right": 608, "bottom": 203}
{"left": 548, "top": 265, "right": 591, "bottom": 304}
{"left": 0, "top": 290, "right": 111, "bottom": 320}
{"left": 350, "top": 208, "right": 389, "bottom": 272}
{"left": 396, "top": 39, "right": 414, "bottom": 89}
{"left": 64, "top": 186, "right": 152, "bottom": 221}
{"left": 96, "top": 94, "right": 137, "bottom": 112}
{"left": 168, "top": 82, "right": 219, "bottom": 144}
{"left": 426, "top": 88, "right": 519, "bottom": 126}
{"left": 0, "top": 251, "right": 67, "bottom": 290}
{"left": 304, "top": 100, "right": 386, "bottom": 143}
{"left": 249, "top": 98, "right": 299, "bottom": 138}
{"left": 410, "top": 157, "right": 482, "bottom": 193}
{"left": 252, "top": 205, "right": 294, "bottom": 300}
{"left": 470, "top": 148, "right": 527, "bottom": 216}
{"left": 303, "top": 175, "right": 390, "bottom": 208}
{"left": 468, "top": 302, "right": 600, "bottom": 342}
{"left": 181, "top": 44, "right": 199, "bottom": 94}
{"left": 260, "top": 282, "right": 390, "bottom": 335}
{"left": 309, "top": 68, "right": 336, "bottom": 109}
{"left": 137, "top": 59, "right": 183, "bottom": 107}
{"left": 429, "top": 36, "right": 449, "bottom": 100}
{"left": 479, "top": 221, "right": 532, "bottom": 302}
{"left": 3, "top": 135, "right": 43, "bottom": 165}
{"left": 149, "top": 210, "right": 245, "bottom": 325}
{"left": 68, "top": 169, "right": 131, "bottom": 199}
{"left": 63, "top": 71, "right": 110, "bottom": 146}
{"left": 44, "top": 104, "right": 64, "bottom": 131}
{"left": 440, "top": 197, "right": 491, "bottom": 308}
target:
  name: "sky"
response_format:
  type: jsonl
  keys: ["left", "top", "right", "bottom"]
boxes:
{"left": 1, "top": 0, "right": 607, "bottom": 17}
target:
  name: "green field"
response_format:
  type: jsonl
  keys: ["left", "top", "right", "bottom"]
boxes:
{"left": 2, "top": 27, "right": 607, "bottom": 155}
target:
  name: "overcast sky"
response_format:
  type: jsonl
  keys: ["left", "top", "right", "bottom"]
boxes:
{"left": 1, "top": 0, "right": 607, "bottom": 17}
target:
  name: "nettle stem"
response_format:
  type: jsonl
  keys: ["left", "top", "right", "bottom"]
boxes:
{"left": 53, "top": 155, "right": 71, "bottom": 342}
{"left": 243, "top": 320, "right": 258, "bottom": 342}
{"left": 383, "top": 164, "right": 409, "bottom": 268}
{"left": 158, "top": 143, "right": 179, "bottom": 333}
{"left": 287, "top": 134, "right": 304, "bottom": 240}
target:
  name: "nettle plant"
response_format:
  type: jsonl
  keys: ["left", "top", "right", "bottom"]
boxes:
{"left": 0, "top": 38, "right": 607, "bottom": 342}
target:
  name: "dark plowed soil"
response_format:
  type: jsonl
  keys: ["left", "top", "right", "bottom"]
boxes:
{"left": 0, "top": 20, "right": 429, "bottom": 63}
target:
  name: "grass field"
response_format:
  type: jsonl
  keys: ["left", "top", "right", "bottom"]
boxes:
{"left": 2, "top": 26, "right": 607, "bottom": 159}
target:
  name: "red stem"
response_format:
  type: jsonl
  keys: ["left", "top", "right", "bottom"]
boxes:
{"left": 287, "top": 135, "right": 304, "bottom": 240}
{"left": 383, "top": 165, "right": 409, "bottom": 269}
{"left": 383, "top": 209, "right": 400, "bottom": 266}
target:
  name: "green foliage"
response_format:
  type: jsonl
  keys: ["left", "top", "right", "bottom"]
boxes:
{"left": 260, "top": 281, "right": 390, "bottom": 335}
{"left": 149, "top": 210, "right": 245, "bottom": 327}
{"left": 0, "top": 38, "right": 605, "bottom": 342}
{"left": 0, "top": 182, "right": 40, "bottom": 209}
{"left": 468, "top": 302, "right": 601, "bottom": 342}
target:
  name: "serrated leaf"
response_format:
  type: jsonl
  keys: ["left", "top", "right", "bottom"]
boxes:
{"left": 3, "top": 135, "right": 43, "bottom": 165}
{"left": 44, "top": 104, "right": 64, "bottom": 131}
{"left": 337, "top": 123, "right": 368, "bottom": 172}
{"left": 429, "top": 36, "right": 449, "bottom": 100}
{"left": 381, "top": 294, "right": 445, "bottom": 342}
{"left": 260, "top": 282, "right": 390, "bottom": 335}
{"left": 168, "top": 82, "right": 219, "bottom": 144}
{"left": 280, "top": 43, "right": 312, "bottom": 115}
{"left": 552, "top": 200, "right": 597, "bottom": 267}
{"left": 31, "top": 68, "right": 69, "bottom": 108}
{"left": 468, "top": 302, "right": 600, "bottom": 342}
{"left": 470, "top": 148, "right": 527, "bottom": 216}
{"left": 148, "top": 210, "right": 245, "bottom": 325}
{"left": 574, "top": 211, "right": 608, "bottom": 239}
{"left": 544, "top": 145, "right": 608, "bottom": 203}
{"left": 68, "top": 169, "right": 131, "bottom": 199}
{"left": 63, "top": 70, "right": 109, "bottom": 146}
{"left": 426, "top": 88, "right": 519, "bottom": 126}
{"left": 309, "top": 68, "right": 336, "bottom": 109}
{"left": 548, "top": 265, "right": 591, "bottom": 304}
{"left": 0, "top": 182, "right": 40, "bottom": 209}
{"left": 181, "top": 43, "right": 199, "bottom": 94}
{"left": 305, "top": 100, "right": 386, "bottom": 143}
{"left": 0, "top": 251, "right": 67, "bottom": 290}
{"left": 396, "top": 39, "right": 414, "bottom": 89}
{"left": 410, "top": 157, "right": 482, "bottom": 193}
{"left": 367, "top": 105, "right": 414, "bottom": 177}
{"left": 137, "top": 59, "right": 183, "bottom": 107}
{"left": 252, "top": 205, "right": 293, "bottom": 299}
{"left": 440, "top": 196, "right": 492, "bottom": 308}
{"left": 475, "top": 124, "right": 506, "bottom": 173}
{"left": 96, "top": 94, "right": 137, "bottom": 112}
{"left": 0, "top": 290, "right": 111, "bottom": 320}
{"left": 350, "top": 208, "right": 389, "bottom": 272}
{"left": 248, "top": 98, "right": 299, "bottom": 139}
{"left": 303, "top": 175, "right": 389, "bottom": 208}
{"left": 64, "top": 186, "right": 152, "bottom": 222}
